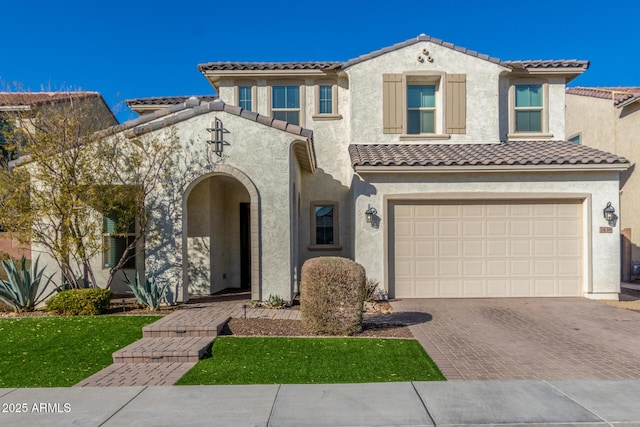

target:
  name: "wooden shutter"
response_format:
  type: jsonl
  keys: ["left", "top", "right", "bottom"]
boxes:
{"left": 383, "top": 74, "right": 403, "bottom": 134}
{"left": 445, "top": 74, "right": 466, "bottom": 134}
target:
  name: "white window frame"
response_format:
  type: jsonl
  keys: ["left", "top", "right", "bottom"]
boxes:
{"left": 508, "top": 79, "right": 552, "bottom": 139}
{"left": 268, "top": 81, "right": 305, "bottom": 126}
{"left": 399, "top": 72, "right": 450, "bottom": 140}
{"left": 309, "top": 201, "right": 341, "bottom": 251}
{"left": 312, "top": 81, "right": 341, "bottom": 120}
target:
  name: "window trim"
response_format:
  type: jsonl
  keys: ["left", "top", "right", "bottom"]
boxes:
{"left": 102, "top": 214, "right": 137, "bottom": 270}
{"left": 312, "top": 81, "right": 342, "bottom": 120}
{"left": 508, "top": 79, "right": 553, "bottom": 139}
{"left": 398, "top": 72, "right": 451, "bottom": 140}
{"left": 234, "top": 81, "right": 256, "bottom": 112}
{"left": 308, "top": 201, "right": 342, "bottom": 251}
{"left": 268, "top": 81, "right": 305, "bottom": 126}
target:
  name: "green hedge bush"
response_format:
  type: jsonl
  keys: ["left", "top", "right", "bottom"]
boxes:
{"left": 46, "top": 288, "right": 112, "bottom": 315}
{"left": 300, "top": 256, "right": 366, "bottom": 335}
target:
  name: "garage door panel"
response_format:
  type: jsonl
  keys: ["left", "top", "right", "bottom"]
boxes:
{"left": 391, "top": 200, "right": 583, "bottom": 298}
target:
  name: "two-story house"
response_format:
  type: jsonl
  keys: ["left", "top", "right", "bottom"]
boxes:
{"left": 68, "top": 34, "right": 629, "bottom": 301}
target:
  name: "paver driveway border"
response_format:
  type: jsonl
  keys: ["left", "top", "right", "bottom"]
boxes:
{"left": 391, "top": 297, "right": 640, "bottom": 381}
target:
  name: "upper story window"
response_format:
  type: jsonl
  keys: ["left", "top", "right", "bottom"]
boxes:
{"left": 312, "top": 82, "right": 341, "bottom": 121}
{"left": 318, "top": 85, "right": 332, "bottom": 114}
{"left": 382, "top": 73, "right": 466, "bottom": 138}
{"left": 238, "top": 86, "right": 252, "bottom": 111}
{"left": 568, "top": 133, "right": 581, "bottom": 144}
{"left": 272, "top": 85, "right": 300, "bottom": 125}
{"left": 514, "top": 84, "right": 542, "bottom": 132}
{"left": 508, "top": 80, "right": 551, "bottom": 139}
{"left": 407, "top": 85, "right": 436, "bottom": 134}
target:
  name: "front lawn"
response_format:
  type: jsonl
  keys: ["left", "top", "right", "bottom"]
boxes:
{"left": 0, "top": 316, "right": 160, "bottom": 387}
{"left": 176, "top": 337, "right": 445, "bottom": 385}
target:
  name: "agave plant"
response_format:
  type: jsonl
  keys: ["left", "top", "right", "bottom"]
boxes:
{"left": 123, "top": 271, "right": 167, "bottom": 311}
{"left": 0, "top": 256, "right": 58, "bottom": 312}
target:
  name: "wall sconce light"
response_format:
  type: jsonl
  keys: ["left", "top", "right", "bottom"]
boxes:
{"left": 603, "top": 202, "right": 615, "bottom": 225}
{"left": 365, "top": 204, "right": 377, "bottom": 223}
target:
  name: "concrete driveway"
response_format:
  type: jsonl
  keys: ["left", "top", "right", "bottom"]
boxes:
{"left": 390, "top": 298, "right": 640, "bottom": 381}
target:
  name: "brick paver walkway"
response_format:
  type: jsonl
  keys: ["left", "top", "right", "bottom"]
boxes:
{"left": 391, "top": 298, "right": 640, "bottom": 381}
{"left": 75, "top": 296, "right": 301, "bottom": 387}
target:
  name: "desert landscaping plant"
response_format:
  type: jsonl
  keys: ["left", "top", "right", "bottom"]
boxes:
{"left": 124, "top": 271, "right": 167, "bottom": 311}
{"left": 300, "top": 257, "right": 366, "bottom": 335}
{"left": 45, "top": 288, "right": 112, "bottom": 315}
{"left": 0, "top": 255, "right": 58, "bottom": 312}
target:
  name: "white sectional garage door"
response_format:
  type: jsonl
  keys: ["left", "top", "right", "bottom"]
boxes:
{"left": 390, "top": 200, "right": 583, "bottom": 298}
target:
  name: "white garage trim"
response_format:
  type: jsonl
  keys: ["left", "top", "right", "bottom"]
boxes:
{"left": 383, "top": 193, "right": 592, "bottom": 298}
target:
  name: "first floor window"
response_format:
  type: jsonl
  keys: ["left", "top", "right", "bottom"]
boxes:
{"left": 238, "top": 86, "right": 252, "bottom": 111}
{"left": 272, "top": 85, "right": 300, "bottom": 125}
{"left": 311, "top": 202, "right": 339, "bottom": 247}
{"left": 103, "top": 211, "right": 136, "bottom": 269}
{"left": 407, "top": 85, "right": 436, "bottom": 134}
{"left": 515, "top": 84, "right": 543, "bottom": 132}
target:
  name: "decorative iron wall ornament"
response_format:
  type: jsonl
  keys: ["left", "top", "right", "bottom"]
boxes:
{"left": 206, "top": 117, "right": 229, "bottom": 156}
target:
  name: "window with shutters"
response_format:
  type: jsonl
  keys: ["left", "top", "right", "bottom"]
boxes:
{"left": 102, "top": 210, "right": 136, "bottom": 269}
{"left": 383, "top": 73, "right": 466, "bottom": 139}
{"left": 508, "top": 79, "right": 552, "bottom": 139}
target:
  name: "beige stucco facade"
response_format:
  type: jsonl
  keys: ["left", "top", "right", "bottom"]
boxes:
{"left": 566, "top": 93, "right": 640, "bottom": 277}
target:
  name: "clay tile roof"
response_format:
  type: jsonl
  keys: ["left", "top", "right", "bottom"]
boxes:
{"left": 0, "top": 91, "right": 100, "bottom": 107}
{"left": 348, "top": 141, "right": 629, "bottom": 169}
{"left": 197, "top": 62, "right": 341, "bottom": 72}
{"left": 506, "top": 60, "right": 589, "bottom": 69}
{"left": 566, "top": 87, "right": 640, "bottom": 107}
{"left": 126, "top": 95, "right": 218, "bottom": 107}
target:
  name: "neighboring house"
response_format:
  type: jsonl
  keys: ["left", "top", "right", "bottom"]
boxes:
{"left": 566, "top": 87, "right": 640, "bottom": 280}
{"left": 0, "top": 92, "right": 118, "bottom": 260}
{"left": 33, "top": 35, "right": 632, "bottom": 301}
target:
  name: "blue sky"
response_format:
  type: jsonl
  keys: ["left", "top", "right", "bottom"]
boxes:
{"left": 1, "top": 0, "right": 638, "bottom": 123}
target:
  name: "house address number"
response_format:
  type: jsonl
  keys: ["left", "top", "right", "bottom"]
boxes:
{"left": 599, "top": 227, "right": 613, "bottom": 233}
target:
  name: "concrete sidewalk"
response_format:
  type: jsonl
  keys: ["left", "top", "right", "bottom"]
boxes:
{"left": 1, "top": 380, "right": 639, "bottom": 426}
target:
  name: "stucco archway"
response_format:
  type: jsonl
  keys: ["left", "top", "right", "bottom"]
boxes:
{"left": 182, "top": 165, "right": 260, "bottom": 301}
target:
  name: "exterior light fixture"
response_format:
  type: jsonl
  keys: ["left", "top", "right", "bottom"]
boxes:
{"left": 365, "top": 204, "right": 377, "bottom": 223}
{"left": 603, "top": 202, "right": 615, "bottom": 225}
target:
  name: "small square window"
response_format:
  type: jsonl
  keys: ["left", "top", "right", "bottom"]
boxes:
{"left": 238, "top": 86, "right": 252, "bottom": 111}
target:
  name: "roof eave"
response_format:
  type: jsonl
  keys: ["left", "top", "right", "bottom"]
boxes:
{"left": 617, "top": 96, "right": 640, "bottom": 109}
{"left": 353, "top": 163, "right": 630, "bottom": 173}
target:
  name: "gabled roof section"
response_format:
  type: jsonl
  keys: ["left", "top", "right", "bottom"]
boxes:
{"left": 566, "top": 87, "right": 640, "bottom": 108}
{"left": 349, "top": 141, "right": 629, "bottom": 172}
{"left": 341, "top": 34, "right": 509, "bottom": 69}
{"left": 106, "top": 97, "right": 316, "bottom": 172}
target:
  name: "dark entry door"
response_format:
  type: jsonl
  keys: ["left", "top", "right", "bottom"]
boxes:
{"left": 240, "top": 203, "right": 251, "bottom": 289}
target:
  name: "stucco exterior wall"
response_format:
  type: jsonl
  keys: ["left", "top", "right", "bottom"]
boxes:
{"left": 142, "top": 111, "right": 300, "bottom": 301}
{"left": 567, "top": 94, "right": 640, "bottom": 265}
{"left": 346, "top": 40, "right": 505, "bottom": 144}
{"left": 353, "top": 170, "right": 622, "bottom": 299}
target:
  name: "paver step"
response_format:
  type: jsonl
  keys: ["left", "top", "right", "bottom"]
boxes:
{"left": 113, "top": 337, "right": 213, "bottom": 363}
{"left": 74, "top": 362, "right": 196, "bottom": 387}
{"left": 142, "top": 314, "right": 230, "bottom": 337}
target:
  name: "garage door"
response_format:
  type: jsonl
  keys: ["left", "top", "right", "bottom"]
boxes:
{"left": 390, "top": 200, "right": 583, "bottom": 298}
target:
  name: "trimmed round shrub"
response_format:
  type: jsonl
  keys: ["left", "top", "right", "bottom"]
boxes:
{"left": 300, "top": 256, "right": 366, "bottom": 335}
{"left": 45, "top": 288, "right": 112, "bottom": 315}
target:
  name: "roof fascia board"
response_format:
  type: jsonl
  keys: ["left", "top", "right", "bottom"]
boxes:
{"left": 202, "top": 69, "right": 336, "bottom": 79}
{"left": 617, "top": 97, "right": 640, "bottom": 109}
{"left": 354, "top": 164, "right": 630, "bottom": 173}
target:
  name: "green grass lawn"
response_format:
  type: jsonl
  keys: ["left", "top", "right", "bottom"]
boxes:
{"left": 0, "top": 316, "right": 160, "bottom": 387}
{"left": 176, "top": 337, "right": 445, "bottom": 385}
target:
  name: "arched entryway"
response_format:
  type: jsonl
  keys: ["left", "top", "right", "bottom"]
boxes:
{"left": 182, "top": 166, "right": 260, "bottom": 300}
